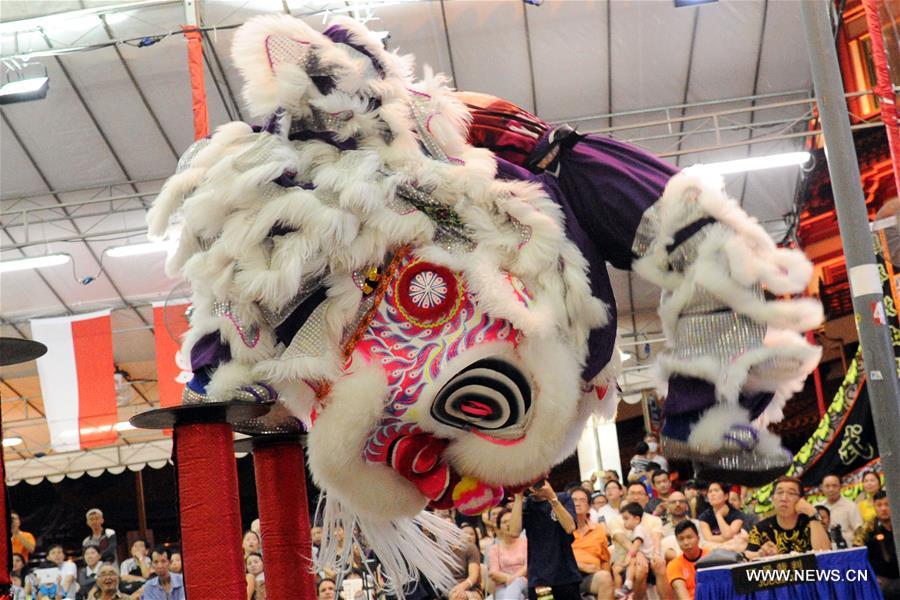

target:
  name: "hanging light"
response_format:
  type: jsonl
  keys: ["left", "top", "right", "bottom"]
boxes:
{"left": 694, "top": 151, "right": 812, "bottom": 175}
{"left": 105, "top": 241, "right": 176, "bottom": 258}
{"left": 0, "top": 253, "right": 70, "bottom": 273}
{"left": 0, "top": 63, "right": 49, "bottom": 105}
{"left": 2, "top": 435, "right": 24, "bottom": 447}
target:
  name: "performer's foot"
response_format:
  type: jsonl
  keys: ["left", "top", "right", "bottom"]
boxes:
{"left": 661, "top": 405, "right": 792, "bottom": 486}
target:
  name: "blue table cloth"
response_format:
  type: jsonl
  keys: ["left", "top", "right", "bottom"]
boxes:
{"left": 695, "top": 547, "right": 882, "bottom": 600}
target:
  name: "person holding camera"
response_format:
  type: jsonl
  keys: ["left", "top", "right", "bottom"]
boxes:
{"left": 509, "top": 480, "right": 581, "bottom": 600}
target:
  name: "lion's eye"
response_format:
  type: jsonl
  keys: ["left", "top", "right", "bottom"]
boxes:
{"left": 430, "top": 358, "right": 531, "bottom": 433}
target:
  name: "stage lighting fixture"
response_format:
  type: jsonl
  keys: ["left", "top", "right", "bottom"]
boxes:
{"left": 106, "top": 241, "right": 175, "bottom": 257}
{"left": 2, "top": 436, "right": 24, "bottom": 448}
{"left": 0, "top": 253, "right": 71, "bottom": 273}
{"left": 0, "top": 65, "right": 49, "bottom": 105}
{"left": 694, "top": 151, "right": 812, "bottom": 175}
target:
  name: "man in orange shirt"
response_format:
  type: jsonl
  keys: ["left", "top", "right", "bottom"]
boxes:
{"left": 10, "top": 512, "right": 35, "bottom": 562}
{"left": 570, "top": 488, "right": 613, "bottom": 600}
{"left": 666, "top": 521, "right": 708, "bottom": 600}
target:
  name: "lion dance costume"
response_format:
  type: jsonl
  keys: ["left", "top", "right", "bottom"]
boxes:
{"left": 147, "top": 16, "right": 823, "bottom": 593}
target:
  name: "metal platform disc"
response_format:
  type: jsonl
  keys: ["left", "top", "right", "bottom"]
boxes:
{"left": 0, "top": 338, "right": 48, "bottom": 366}
{"left": 130, "top": 400, "right": 272, "bottom": 430}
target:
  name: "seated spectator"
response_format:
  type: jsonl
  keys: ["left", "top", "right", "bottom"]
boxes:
{"left": 570, "top": 488, "right": 613, "bottom": 600}
{"left": 119, "top": 539, "right": 151, "bottom": 595}
{"left": 816, "top": 474, "right": 863, "bottom": 548}
{"left": 76, "top": 545, "right": 103, "bottom": 600}
{"left": 246, "top": 552, "right": 266, "bottom": 600}
{"left": 11, "top": 552, "right": 25, "bottom": 580}
{"left": 644, "top": 433, "right": 669, "bottom": 473}
{"left": 622, "top": 482, "right": 667, "bottom": 592}
{"left": 661, "top": 491, "right": 704, "bottom": 561}
{"left": 317, "top": 577, "right": 337, "bottom": 600}
{"left": 447, "top": 524, "right": 483, "bottom": 600}
{"left": 666, "top": 521, "right": 707, "bottom": 600}
{"left": 857, "top": 470, "right": 883, "bottom": 524}
{"left": 745, "top": 477, "right": 830, "bottom": 559}
{"left": 142, "top": 546, "right": 184, "bottom": 600}
{"left": 83, "top": 509, "right": 118, "bottom": 566}
{"left": 730, "top": 487, "right": 759, "bottom": 531}
{"left": 487, "top": 509, "right": 527, "bottom": 600}
{"left": 481, "top": 506, "right": 503, "bottom": 557}
{"left": 169, "top": 549, "right": 183, "bottom": 574}
{"left": 685, "top": 481, "right": 711, "bottom": 520}
{"left": 11, "top": 572, "right": 26, "bottom": 600}
{"left": 697, "top": 482, "right": 746, "bottom": 549}
{"left": 613, "top": 503, "right": 658, "bottom": 599}
{"left": 243, "top": 530, "right": 262, "bottom": 558}
{"left": 817, "top": 505, "right": 848, "bottom": 550}
{"left": 87, "top": 564, "right": 132, "bottom": 600}
{"left": 10, "top": 511, "right": 36, "bottom": 562}
{"left": 627, "top": 442, "right": 653, "bottom": 484}
{"left": 862, "top": 490, "right": 900, "bottom": 598}
{"left": 509, "top": 481, "right": 581, "bottom": 600}
{"left": 648, "top": 470, "right": 673, "bottom": 517}
{"left": 25, "top": 544, "right": 77, "bottom": 600}
{"left": 599, "top": 481, "right": 624, "bottom": 521}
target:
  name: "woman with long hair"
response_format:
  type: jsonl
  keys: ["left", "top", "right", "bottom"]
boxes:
{"left": 487, "top": 509, "right": 528, "bottom": 600}
{"left": 856, "top": 470, "right": 883, "bottom": 523}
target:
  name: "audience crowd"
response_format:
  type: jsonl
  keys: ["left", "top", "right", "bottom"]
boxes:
{"left": 9, "top": 447, "right": 897, "bottom": 600}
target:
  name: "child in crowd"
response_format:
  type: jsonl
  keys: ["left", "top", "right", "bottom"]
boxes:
{"left": 614, "top": 503, "right": 660, "bottom": 599}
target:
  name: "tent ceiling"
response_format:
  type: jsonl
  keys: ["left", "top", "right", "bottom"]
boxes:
{"left": 0, "top": 0, "right": 825, "bottom": 469}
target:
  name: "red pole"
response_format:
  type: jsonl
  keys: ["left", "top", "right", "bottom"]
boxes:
{"left": 862, "top": 0, "right": 900, "bottom": 196}
{"left": 253, "top": 442, "right": 316, "bottom": 600}
{"left": 182, "top": 26, "right": 210, "bottom": 140}
{"left": 175, "top": 422, "right": 245, "bottom": 599}
{"left": 0, "top": 440, "right": 9, "bottom": 590}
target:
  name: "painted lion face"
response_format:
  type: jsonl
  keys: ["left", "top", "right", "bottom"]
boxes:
{"left": 310, "top": 251, "right": 585, "bottom": 518}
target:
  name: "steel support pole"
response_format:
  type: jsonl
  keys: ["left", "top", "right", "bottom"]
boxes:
{"left": 802, "top": 0, "right": 900, "bottom": 555}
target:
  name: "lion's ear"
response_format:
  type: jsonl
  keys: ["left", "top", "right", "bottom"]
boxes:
{"left": 231, "top": 15, "right": 329, "bottom": 117}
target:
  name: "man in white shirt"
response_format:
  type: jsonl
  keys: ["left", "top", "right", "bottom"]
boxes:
{"left": 816, "top": 474, "right": 863, "bottom": 547}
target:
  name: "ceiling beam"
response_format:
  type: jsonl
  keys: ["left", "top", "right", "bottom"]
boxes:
{"left": 438, "top": 0, "right": 458, "bottom": 88}
{"left": 673, "top": 7, "right": 701, "bottom": 168}
{"left": 738, "top": 0, "right": 771, "bottom": 208}
{"left": 520, "top": 1, "right": 538, "bottom": 116}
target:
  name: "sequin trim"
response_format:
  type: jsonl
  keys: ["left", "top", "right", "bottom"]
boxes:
{"left": 213, "top": 301, "right": 260, "bottom": 348}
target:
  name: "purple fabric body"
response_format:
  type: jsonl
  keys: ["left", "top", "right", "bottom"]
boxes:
{"left": 190, "top": 332, "right": 231, "bottom": 371}
{"left": 495, "top": 133, "right": 678, "bottom": 380}
{"left": 499, "top": 132, "right": 775, "bottom": 423}
{"left": 322, "top": 25, "right": 386, "bottom": 76}
{"left": 495, "top": 157, "right": 618, "bottom": 381}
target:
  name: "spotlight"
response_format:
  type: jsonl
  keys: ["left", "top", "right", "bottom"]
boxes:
{"left": 0, "top": 64, "right": 49, "bottom": 105}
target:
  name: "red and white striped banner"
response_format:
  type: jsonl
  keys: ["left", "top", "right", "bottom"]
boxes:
{"left": 153, "top": 300, "right": 192, "bottom": 408}
{"left": 30, "top": 310, "right": 117, "bottom": 451}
